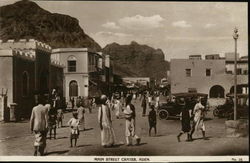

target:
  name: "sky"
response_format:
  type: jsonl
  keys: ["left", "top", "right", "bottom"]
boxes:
{"left": 0, "top": 0, "right": 248, "bottom": 61}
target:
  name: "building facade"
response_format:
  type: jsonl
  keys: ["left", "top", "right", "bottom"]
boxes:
{"left": 51, "top": 48, "right": 113, "bottom": 102}
{"left": 170, "top": 54, "right": 248, "bottom": 98}
{"left": 0, "top": 39, "right": 64, "bottom": 118}
{"left": 122, "top": 77, "right": 150, "bottom": 88}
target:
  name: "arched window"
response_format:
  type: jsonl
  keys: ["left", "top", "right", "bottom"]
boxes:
{"left": 22, "top": 71, "right": 29, "bottom": 97}
{"left": 68, "top": 56, "right": 77, "bottom": 72}
{"left": 69, "top": 80, "right": 78, "bottom": 97}
{"left": 209, "top": 85, "right": 225, "bottom": 98}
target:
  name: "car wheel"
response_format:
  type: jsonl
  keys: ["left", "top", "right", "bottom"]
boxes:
{"left": 158, "top": 110, "right": 169, "bottom": 120}
{"left": 213, "top": 108, "right": 219, "bottom": 117}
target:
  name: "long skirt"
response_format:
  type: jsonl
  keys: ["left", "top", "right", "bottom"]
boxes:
{"left": 125, "top": 119, "right": 135, "bottom": 137}
{"left": 34, "top": 131, "right": 47, "bottom": 147}
{"left": 193, "top": 116, "right": 205, "bottom": 131}
{"left": 100, "top": 123, "right": 115, "bottom": 146}
{"left": 79, "top": 116, "right": 85, "bottom": 129}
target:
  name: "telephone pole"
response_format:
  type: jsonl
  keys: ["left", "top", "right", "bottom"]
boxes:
{"left": 233, "top": 27, "right": 239, "bottom": 120}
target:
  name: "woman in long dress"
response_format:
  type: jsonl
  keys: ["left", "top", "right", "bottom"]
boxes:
{"left": 177, "top": 98, "right": 192, "bottom": 142}
{"left": 190, "top": 98, "right": 206, "bottom": 140}
{"left": 77, "top": 102, "right": 85, "bottom": 131}
{"left": 123, "top": 94, "right": 141, "bottom": 146}
{"left": 114, "top": 98, "right": 122, "bottom": 119}
{"left": 98, "top": 95, "right": 116, "bottom": 147}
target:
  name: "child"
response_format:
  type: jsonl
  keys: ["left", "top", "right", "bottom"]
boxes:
{"left": 48, "top": 107, "right": 57, "bottom": 139}
{"left": 148, "top": 105, "right": 157, "bottom": 136}
{"left": 68, "top": 112, "right": 80, "bottom": 147}
{"left": 57, "top": 108, "right": 64, "bottom": 128}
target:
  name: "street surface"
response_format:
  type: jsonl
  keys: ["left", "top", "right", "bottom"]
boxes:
{"left": 0, "top": 98, "right": 248, "bottom": 156}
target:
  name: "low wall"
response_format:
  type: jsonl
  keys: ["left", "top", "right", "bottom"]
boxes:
{"left": 208, "top": 98, "right": 226, "bottom": 109}
{"left": 225, "top": 120, "right": 249, "bottom": 137}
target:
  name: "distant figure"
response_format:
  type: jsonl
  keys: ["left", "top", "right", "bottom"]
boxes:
{"left": 68, "top": 112, "right": 80, "bottom": 147}
{"left": 133, "top": 93, "right": 136, "bottom": 100}
{"left": 114, "top": 98, "right": 122, "bottom": 119}
{"left": 70, "top": 97, "right": 75, "bottom": 110}
{"left": 123, "top": 94, "right": 141, "bottom": 146}
{"left": 148, "top": 105, "right": 157, "bottom": 136}
{"left": 48, "top": 106, "right": 57, "bottom": 139}
{"left": 98, "top": 95, "right": 116, "bottom": 147}
{"left": 77, "top": 103, "right": 85, "bottom": 131}
{"left": 76, "top": 96, "right": 82, "bottom": 108}
{"left": 148, "top": 95, "right": 152, "bottom": 107}
{"left": 57, "top": 108, "right": 64, "bottom": 128}
{"left": 177, "top": 98, "right": 192, "bottom": 142}
{"left": 141, "top": 95, "right": 147, "bottom": 116}
{"left": 155, "top": 94, "right": 160, "bottom": 109}
{"left": 30, "top": 95, "right": 48, "bottom": 156}
{"left": 91, "top": 97, "right": 97, "bottom": 111}
{"left": 85, "top": 97, "right": 92, "bottom": 113}
{"left": 190, "top": 98, "right": 207, "bottom": 140}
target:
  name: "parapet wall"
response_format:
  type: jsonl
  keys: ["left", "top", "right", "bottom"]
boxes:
{"left": 0, "top": 39, "right": 64, "bottom": 67}
{"left": 0, "top": 39, "right": 52, "bottom": 53}
{"left": 51, "top": 58, "right": 65, "bottom": 68}
{"left": 13, "top": 50, "right": 36, "bottom": 61}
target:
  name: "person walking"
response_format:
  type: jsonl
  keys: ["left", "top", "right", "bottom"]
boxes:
{"left": 77, "top": 103, "right": 85, "bottom": 131}
{"left": 30, "top": 95, "right": 48, "bottom": 156}
{"left": 114, "top": 97, "right": 122, "bottom": 119}
{"left": 68, "top": 112, "right": 80, "bottom": 147}
{"left": 141, "top": 94, "right": 147, "bottom": 116}
{"left": 155, "top": 93, "right": 160, "bottom": 109}
{"left": 148, "top": 94, "right": 152, "bottom": 107}
{"left": 57, "top": 108, "right": 64, "bottom": 128}
{"left": 148, "top": 105, "right": 157, "bottom": 136}
{"left": 98, "top": 95, "right": 116, "bottom": 147}
{"left": 190, "top": 97, "right": 207, "bottom": 140}
{"left": 48, "top": 106, "right": 57, "bottom": 139}
{"left": 123, "top": 94, "right": 141, "bottom": 146}
{"left": 91, "top": 97, "right": 97, "bottom": 110}
{"left": 177, "top": 98, "right": 192, "bottom": 142}
{"left": 70, "top": 97, "right": 75, "bottom": 110}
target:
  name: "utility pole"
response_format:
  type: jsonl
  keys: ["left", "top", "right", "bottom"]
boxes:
{"left": 233, "top": 27, "right": 239, "bottom": 120}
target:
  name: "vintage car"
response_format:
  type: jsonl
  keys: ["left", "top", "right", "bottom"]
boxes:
{"left": 157, "top": 92, "right": 208, "bottom": 120}
{"left": 214, "top": 93, "right": 249, "bottom": 120}
{"left": 213, "top": 97, "right": 233, "bottom": 118}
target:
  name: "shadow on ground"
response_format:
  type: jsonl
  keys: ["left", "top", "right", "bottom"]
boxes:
{"left": 45, "top": 150, "right": 69, "bottom": 155}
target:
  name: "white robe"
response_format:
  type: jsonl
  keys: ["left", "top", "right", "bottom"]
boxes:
{"left": 98, "top": 104, "right": 115, "bottom": 146}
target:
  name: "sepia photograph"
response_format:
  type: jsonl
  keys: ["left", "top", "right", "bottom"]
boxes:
{"left": 0, "top": 0, "right": 248, "bottom": 162}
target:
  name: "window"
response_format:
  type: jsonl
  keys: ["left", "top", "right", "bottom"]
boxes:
{"left": 243, "top": 70, "right": 248, "bottom": 75}
{"left": 67, "top": 56, "right": 76, "bottom": 72}
{"left": 186, "top": 69, "right": 191, "bottom": 77}
{"left": 236, "top": 68, "right": 242, "bottom": 75}
{"left": 69, "top": 80, "right": 78, "bottom": 97}
{"left": 22, "top": 72, "right": 29, "bottom": 97}
{"left": 206, "top": 69, "right": 211, "bottom": 76}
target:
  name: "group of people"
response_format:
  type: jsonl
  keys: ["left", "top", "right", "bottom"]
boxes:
{"left": 97, "top": 94, "right": 141, "bottom": 147}
{"left": 177, "top": 97, "right": 207, "bottom": 142}
{"left": 29, "top": 88, "right": 208, "bottom": 156}
{"left": 70, "top": 96, "right": 95, "bottom": 113}
{"left": 30, "top": 89, "right": 93, "bottom": 156}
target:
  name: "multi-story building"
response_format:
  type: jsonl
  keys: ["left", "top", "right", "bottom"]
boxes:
{"left": 0, "top": 39, "right": 64, "bottom": 119}
{"left": 122, "top": 77, "right": 150, "bottom": 88}
{"left": 51, "top": 48, "right": 113, "bottom": 102}
{"left": 170, "top": 53, "right": 248, "bottom": 98}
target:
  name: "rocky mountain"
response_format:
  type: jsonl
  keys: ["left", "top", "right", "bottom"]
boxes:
{"left": 0, "top": 0, "right": 101, "bottom": 51}
{"left": 0, "top": 0, "right": 169, "bottom": 80}
{"left": 103, "top": 41, "right": 169, "bottom": 80}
